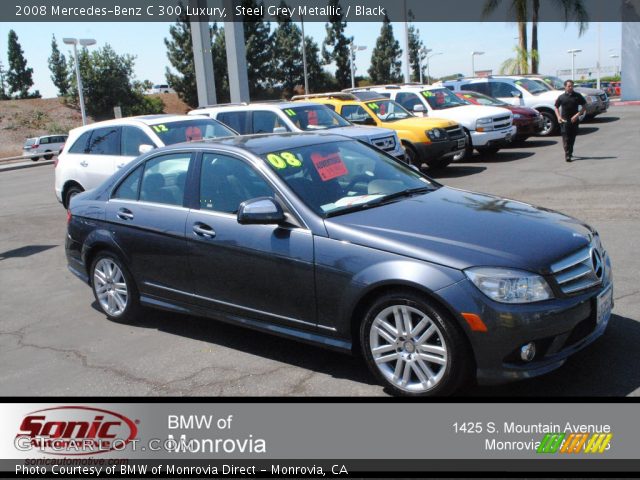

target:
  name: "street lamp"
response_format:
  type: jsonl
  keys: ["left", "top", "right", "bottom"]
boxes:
{"left": 300, "top": 16, "right": 308, "bottom": 95}
{"left": 610, "top": 54, "right": 620, "bottom": 77}
{"left": 349, "top": 42, "right": 367, "bottom": 89}
{"left": 63, "top": 37, "right": 96, "bottom": 125}
{"left": 418, "top": 47, "right": 432, "bottom": 84}
{"left": 426, "top": 52, "right": 442, "bottom": 84}
{"left": 471, "top": 51, "right": 484, "bottom": 76}
{"left": 567, "top": 48, "right": 582, "bottom": 81}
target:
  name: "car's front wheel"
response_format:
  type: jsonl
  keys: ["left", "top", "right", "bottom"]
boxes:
{"left": 91, "top": 253, "right": 141, "bottom": 322}
{"left": 538, "top": 111, "right": 558, "bottom": 136}
{"left": 360, "top": 291, "right": 472, "bottom": 396}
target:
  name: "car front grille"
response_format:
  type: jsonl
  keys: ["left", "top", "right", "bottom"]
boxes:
{"left": 372, "top": 135, "right": 396, "bottom": 152}
{"left": 492, "top": 115, "right": 512, "bottom": 130}
{"left": 444, "top": 125, "right": 464, "bottom": 139}
{"left": 550, "top": 242, "right": 605, "bottom": 295}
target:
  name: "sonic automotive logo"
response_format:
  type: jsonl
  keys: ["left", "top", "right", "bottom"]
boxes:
{"left": 15, "top": 406, "right": 138, "bottom": 455}
{"left": 537, "top": 432, "right": 613, "bottom": 454}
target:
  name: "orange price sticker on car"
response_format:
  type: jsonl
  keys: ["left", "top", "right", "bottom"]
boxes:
{"left": 311, "top": 151, "right": 348, "bottom": 181}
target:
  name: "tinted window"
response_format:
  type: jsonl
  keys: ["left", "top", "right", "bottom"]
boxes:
{"left": 113, "top": 164, "right": 143, "bottom": 200}
{"left": 87, "top": 127, "right": 121, "bottom": 155}
{"left": 200, "top": 153, "right": 274, "bottom": 214}
{"left": 68, "top": 131, "right": 92, "bottom": 154}
{"left": 139, "top": 153, "right": 191, "bottom": 206}
{"left": 40, "top": 137, "right": 50, "bottom": 144}
{"left": 285, "top": 105, "right": 351, "bottom": 131}
{"left": 149, "top": 118, "right": 235, "bottom": 145}
{"left": 122, "top": 126, "right": 154, "bottom": 156}
{"left": 252, "top": 110, "right": 288, "bottom": 133}
{"left": 489, "top": 81, "right": 518, "bottom": 98}
{"left": 395, "top": 92, "right": 423, "bottom": 111}
{"left": 341, "top": 105, "right": 374, "bottom": 124}
{"left": 461, "top": 83, "right": 490, "bottom": 95}
{"left": 217, "top": 112, "right": 250, "bottom": 134}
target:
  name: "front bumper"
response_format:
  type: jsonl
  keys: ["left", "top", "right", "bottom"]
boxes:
{"left": 435, "top": 255, "right": 613, "bottom": 384}
{"left": 470, "top": 126, "right": 517, "bottom": 147}
{"left": 414, "top": 137, "right": 466, "bottom": 164}
{"left": 514, "top": 117, "right": 543, "bottom": 137}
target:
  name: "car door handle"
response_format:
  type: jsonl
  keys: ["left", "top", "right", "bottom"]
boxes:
{"left": 80, "top": 161, "right": 88, "bottom": 167}
{"left": 193, "top": 223, "right": 216, "bottom": 238}
{"left": 117, "top": 208, "right": 134, "bottom": 220}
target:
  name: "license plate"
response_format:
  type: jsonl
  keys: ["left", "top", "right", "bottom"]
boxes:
{"left": 457, "top": 138, "right": 465, "bottom": 148}
{"left": 596, "top": 285, "right": 613, "bottom": 326}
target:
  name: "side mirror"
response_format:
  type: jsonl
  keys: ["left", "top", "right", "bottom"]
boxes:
{"left": 139, "top": 144, "right": 154, "bottom": 154}
{"left": 511, "top": 90, "right": 523, "bottom": 98}
{"left": 412, "top": 104, "right": 426, "bottom": 113}
{"left": 273, "top": 126, "right": 287, "bottom": 134}
{"left": 237, "top": 197, "right": 285, "bottom": 225}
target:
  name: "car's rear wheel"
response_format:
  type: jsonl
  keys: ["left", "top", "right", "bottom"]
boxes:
{"left": 44, "top": 150, "right": 53, "bottom": 160}
{"left": 31, "top": 156, "right": 39, "bottom": 162}
{"left": 64, "top": 185, "right": 84, "bottom": 208}
{"left": 360, "top": 291, "right": 471, "bottom": 396}
{"left": 91, "top": 253, "right": 141, "bottom": 322}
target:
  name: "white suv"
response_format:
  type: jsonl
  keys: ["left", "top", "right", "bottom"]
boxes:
{"left": 348, "top": 85, "right": 516, "bottom": 159}
{"left": 188, "top": 101, "right": 405, "bottom": 161}
{"left": 440, "top": 76, "right": 569, "bottom": 136}
{"left": 55, "top": 115, "right": 236, "bottom": 207}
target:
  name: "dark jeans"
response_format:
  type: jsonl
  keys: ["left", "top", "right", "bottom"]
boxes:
{"left": 561, "top": 120, "right": 579, "bottom": 158}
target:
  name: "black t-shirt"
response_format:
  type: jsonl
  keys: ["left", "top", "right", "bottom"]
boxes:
{"left": 555, "top": 91, "right": 586, "bottom": 120}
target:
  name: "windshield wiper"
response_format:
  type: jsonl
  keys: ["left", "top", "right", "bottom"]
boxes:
{"left": 325, "top": 187, "right": 433, "bottom": 218}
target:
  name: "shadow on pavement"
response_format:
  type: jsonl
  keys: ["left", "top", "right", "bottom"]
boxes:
{"left": 572, "top": 156, "right": 617, "bottom": 161}
{"left": 475, "top": 151, "right": 536, "bottom": 162}
{"left": 0, "top": 244, "right": 58, "bottom": 261}
{"left": 516, "top": 139, "right": 558, "bottom": 148}
{"left": 578, "top": 127, "right": 599, "bottom": 135}
{"left": 430, "top": 165, "right": 487, "bottom": 179}
{"left": 588, "top": 116, "right": 620, "bottom": 124}
{"left": 97, "top": 304, "right": 378, "bottom": 390}
{"left": 468, "top": 313, "right": 640, "bottom": 397}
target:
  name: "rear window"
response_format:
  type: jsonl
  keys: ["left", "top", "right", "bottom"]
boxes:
{"left": 68, "top": 131, "right": 92, "bottom": 154}
{"left": 217, "top": 112, "right": 249, "bottom": 134}
{"left": 87, "top": 127, "right": 121, "bottom": 155}
{"left": 149, "top": 118, "right": 236, "bottom": 145}
{"left": 24, "top": 138, "right": 36, "bottom": 147}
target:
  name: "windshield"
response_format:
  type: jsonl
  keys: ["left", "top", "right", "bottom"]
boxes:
{"left": 513, "top": 78, "right": 547, "bottom": 95}
{"left": 457, "top": 92, "right": 507, "bottom": 107}
{"left": 543, "top": 76, "right": 565, "bottom": 90}
{"left": 363, "top": 100, "right": 413, "bottom": 121}
{"left": 284, "top": 105, "right": 351, "bottom": 131}
{"left": 23, "top": 138, "right": 36, "bottom": 147}
{"left": 262, "top": 140, "right": 436, "bottom": 217}
{"left": 530, "top": 79, "right": 553, "bottom": 91}
{"left": 421, "top": 88, "right": 470, "bottom": 110}
{"left": 150, "top": 118, "right": 236, "bottom": 145}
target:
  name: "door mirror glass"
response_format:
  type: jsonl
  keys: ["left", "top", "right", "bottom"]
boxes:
{"left": 139, "top": 144, "right": 154, "bottom": 154}
{"left": 273, "top": 126, "right": 287, "bottom": 134}
{"left": 412, "top": 104, "right": 426, "bottom": 113}
{"left": 511, "top": 90, "right": 523, "bottom": 98}
{"left": 237, "top": 197, "right": 285, "bottom": 225}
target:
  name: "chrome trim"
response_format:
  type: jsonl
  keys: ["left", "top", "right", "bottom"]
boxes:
{"left": 143, "top": 281, "right": 336, "bottom": 331}
{"left": 550, "top": 242, "right": 606, "bottom": 295}
{"left": 550, "top": 246, "right": 591, "bottom": 273}
{"left": 109, "top": 198, "right": 189, "bottom": 212}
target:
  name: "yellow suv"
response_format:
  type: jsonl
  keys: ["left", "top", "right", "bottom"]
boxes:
{"left": 292, "top": 92, "right": 466, "bottom": 170}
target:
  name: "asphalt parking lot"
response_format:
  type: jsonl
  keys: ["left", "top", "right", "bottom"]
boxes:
{"left": 1, "top": 106, "right": 639, "bottom": 397}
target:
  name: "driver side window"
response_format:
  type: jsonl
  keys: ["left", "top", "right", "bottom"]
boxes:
{"left": 341, "top": 105, "right": 373, "bottom": 124}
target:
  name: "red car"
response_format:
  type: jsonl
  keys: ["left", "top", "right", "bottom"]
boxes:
{"left": 455, "top": 91, "right": 543, "bottom": 142}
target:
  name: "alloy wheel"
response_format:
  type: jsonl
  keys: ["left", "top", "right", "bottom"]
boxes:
{"left": 93, "top": 258, "right": 128, "bottom": 317}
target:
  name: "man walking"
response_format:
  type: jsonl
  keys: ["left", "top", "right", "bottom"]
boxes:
{"left": 555, "top": 80, "right": 587, "bottom": 162}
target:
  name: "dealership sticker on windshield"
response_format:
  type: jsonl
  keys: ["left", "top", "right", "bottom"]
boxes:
{"left": 284, "top": 109, "right": 297, "bottom": 117}
{"left": 422, "top": 91, "right": 434, "bottom": 97}
{"left": 367, "top": 103, "right": 380, "bottom": 110}
{"left": 266, "top": 151, "right": 302, "bottom": 170}
{"left": 311, "top": 151, "right": 348, "bottom": 181}
{"left": 152, "top": 124, "right": 169, "bottom": 133}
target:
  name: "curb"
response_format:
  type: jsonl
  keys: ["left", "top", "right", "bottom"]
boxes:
{"left": 0, "top": 159, "right": 54, "bottom": 172}
{"left": 611, "top": 100, "right": 640, "bottom": 106}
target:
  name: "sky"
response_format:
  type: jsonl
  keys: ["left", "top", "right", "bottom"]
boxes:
{"left": 0, "top": 20, "right": 621, "bottom": 98}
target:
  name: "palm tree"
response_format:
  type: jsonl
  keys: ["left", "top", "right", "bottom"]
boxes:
{"left": 483, "top": 0, "right": 589, "bottom": 74}
{"left": 500, "top": 46, "right": 539, "bottom": 75}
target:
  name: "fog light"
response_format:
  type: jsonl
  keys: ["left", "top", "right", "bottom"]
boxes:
{"left": 520, "top": 342, "right": 536, "bottom": 362}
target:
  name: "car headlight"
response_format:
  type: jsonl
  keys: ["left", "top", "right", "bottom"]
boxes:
{"left": 426, "top": 128, "right": 443, "bottom": 141}
{"left": 465, "top": 267, "right": 553, "bottom": 304}
{"left": 513, "top": 113, "right": 523, "bottom": 119}
{"left": 475, "top": 117, "right": 493, "bottom": 131}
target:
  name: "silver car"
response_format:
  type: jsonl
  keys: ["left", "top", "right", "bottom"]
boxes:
{"left": 23, "top": 135, "right": 68, "bottom": 161}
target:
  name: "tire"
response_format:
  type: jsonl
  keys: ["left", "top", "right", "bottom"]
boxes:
{"left": 538, "top": 111, "right": 558, "bottom": 137}
{"left": 31, "top": 156, "right": 39, "bottom": 162}
{"left": 64, "top": 185, "right": 84, "bottom": 208}
{"left": 476, "top": 146, "right": 500, "bottom": 156}
{"left": 90, "top": 252, "right": 141, "bottom": 323}
{"left": 452, "top": 131, "right": 473, "bottom": 162}
{"left": 360, "top": 291, "right": 472, "bottom": 396}
{"left": 403, "top": 143, "right": 420, "bottom": 169}
{"left": 44, "top": 150, "right": 53, "bottom": 160}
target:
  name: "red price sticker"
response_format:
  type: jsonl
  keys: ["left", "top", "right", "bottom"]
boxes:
{"left": 311, "top": 152, "right": 348, "bottom": 181}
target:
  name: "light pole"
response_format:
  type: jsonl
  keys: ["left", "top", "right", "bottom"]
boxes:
{"left": 349, "top": 42, "right": 367, "bottom": 89}
{"left": 426, "top": 52, "right": 442, "bottom": 84}
{"left": 567, "top": 48, "right": 582, "bottom": 81}
{"left": 610, "top": 54, "right": 620, "bottom": 77}
{"left": 64, "top": 37, "right": 96, "bottom": 125}
{"left": 471, "top": 51, "right": 484, "bottom": 76}
{"left": 300, "top": 15, "right": 308, "bottom": 94}
{"left": 418, "top": 47, "right": 431, "bottom": 84}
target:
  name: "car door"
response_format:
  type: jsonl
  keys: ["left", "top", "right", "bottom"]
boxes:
{"left": 74, "top": 126, "right": 124, "bottom": 191}
{"left": 106, "top": 151, "right": 194, "bottom": 303}
{"left": 186, "top": 151, "right": 316, "bottom": 329}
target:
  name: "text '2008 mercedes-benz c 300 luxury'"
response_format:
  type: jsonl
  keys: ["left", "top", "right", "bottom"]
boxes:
{"left": 65, "top": 133, "right": 613, "bottom": 396}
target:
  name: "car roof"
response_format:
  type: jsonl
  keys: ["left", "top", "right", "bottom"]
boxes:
{"left": 67, "top": 114, "right": 216, "bottom": 135}
{"left": 158, "top": 132, "right": 353, "bottom": 156}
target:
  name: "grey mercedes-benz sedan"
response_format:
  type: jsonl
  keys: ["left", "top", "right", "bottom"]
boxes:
{"left": 66, "top": 133, "right": 613, "bottom": 396}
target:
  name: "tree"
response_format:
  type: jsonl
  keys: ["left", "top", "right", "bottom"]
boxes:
{"left": 211, "top": 23, "right": 230, "bottom": 103}
{"left": 270, "top": 3, "right": 304, "bottom": 96}
{"left": 69, "top": 44, "right": 163, "bottom": 119}
{"left": 241, "top": 0, "right": 273, "bottom": 98}
{"left": 368, "top": 15, "right": 403, "bottom": 84}
{"left": 48, "top": 35, "right": 70, "bottom": 96}
{"left": 165, "top": 6, "right": 198, "bottom": 107}
{"left": 0, "top": 61, "right": 9, "bottom": 100}
{"left": 305, "top": 36, "right": 336, "bottom": 93}
{"left": 322, "top": 0, "right": 351, "bottom": 89}
{"left": 6, "top": 29, "right": 39, "bottom": 99}
{"left": 499, "top": 46, "right": 539, "bottom": 74}
{"left": 407, "top": 22, "right": 425, "bottom": 83}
